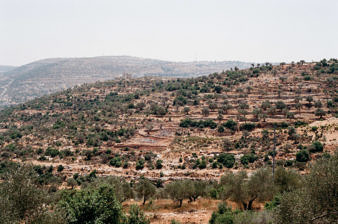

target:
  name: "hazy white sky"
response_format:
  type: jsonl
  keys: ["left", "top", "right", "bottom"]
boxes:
{"left": 0, "top": 0, "right": 337, "bottom": 65}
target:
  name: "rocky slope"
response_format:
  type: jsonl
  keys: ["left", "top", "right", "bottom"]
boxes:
{"left": 0, "top": 59, "right": 336, "bottom": 182}
{"left": 0, "top": 56, "right": 251, "bottom": 107}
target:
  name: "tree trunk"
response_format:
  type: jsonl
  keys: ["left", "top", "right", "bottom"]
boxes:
{"left": 179, "top": 199, "right": 183, "bottom": 207}
{"left": 247, "top": 196, "right": 257, "bottom": 210}
{"left": 143, "top": 197, "right": 146, "bottom": 205}
{"left": 242, "top": 202, "right": 247, "bottom": 210}
{"left": 248, "top": 199, "right": 255, "bottom": 210}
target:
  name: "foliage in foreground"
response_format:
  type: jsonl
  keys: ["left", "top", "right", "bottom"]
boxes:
{"left": 274, "top": 152, "right": 338, "bottom": 224}
{"left": 0, "top": 152, "right": 337, "bottom": 224}
{"left": 0, "top": 164, "right": 149, "bottom": 224}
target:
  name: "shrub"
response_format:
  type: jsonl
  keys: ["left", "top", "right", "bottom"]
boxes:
{"left": 58, "top": 184, "right": 123, "bottom": 224}
{"left": 179, "top": 118, "right": 217, "bottom": 129}
{"left": 136, "top": 159, "right": 145, "bottom": 170}
{"left": 214, "top": 86, "right": 223, "bottom": 93}
{"left": 126, "top": 204, "right": 150, "bottom": 224}
{"left": 240, "top": 123, "right": 256, "bottom": 131}
{"left": 110, "top": 157, "right": 122, "bottom": 167}
{"left": 57, "top": 165, "right": 64, "bottom": 172}
{"left": 150, "top": 104, "right": 166, "bottom": 116}
{"left": 222, "top": 138, "right": 233, "bottom": 151}
{"left": 209, "top": 202, "right": 233, "bottom": 224}
{"left": 284, "top": 160, "right": 294, "bottom": 167}
{"left": 198, "top": 159, "right": 207, "bottom": 169}
{"left": 304, "top": 75, "right": 311, "bottom": 81}
{"left": 308, "top": 141, "right": 324, "bottom": 153}
{"left": 171, "top": 220, "right": 181, "bottom": 224}
{"left": 45, "top": 147, "right": 60, "bottom": 157}
{"left": 222, "top": 120, "right": 237, "bottom": 131}
{"left": 217, "top": 153, "right": 235, "bottom": 168}
{"left": 61, "top": 148, "right": 73, "bottom": 157}
{"left": 155, "top": 160, "right": 163, "bottom": 169}
{"left": 240, "top": 154, "right": 258, "bottom": 165}
{"left": 217, "top": 125, "right": 225, "bottom": 133}
{"left": 294, "top": 121, "right": 307, "bottom": 127}
{"left": 202, "top": 107, "right": 210, "bottom": 117}
{"left": 275, "top": 101, "right": 286, "bottom": 111}
{"left": 296, "top": 150, "right": 310, "bottom": 162}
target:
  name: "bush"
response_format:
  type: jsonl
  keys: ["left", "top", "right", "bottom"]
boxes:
{"left": 179, "top": 118, "right": 217, "bottom": 129}
{"left": 222, "top": 138, "right": 233, "bottom": 151}
{"left": 240, "top": 123, "right": 256, "bottom": 131}
{"left": 304, "top": 75, "right": 311, "bottom": 81}
{"left": 202, "top": 107, "right": 210, "bottom": 117}
{"left": 296, "top": 150, "right": 310, "bottom": 162}
{"left": 136, "top": 159, "right": 145, "bottom": 170}
{"left": 57, "top": 165, "right": 64, "bottom": 172}
{"left": 284, "top": 160, "right": 294, "bottom": 167}
{"left": 209, "top": 202, "right": 234, "bottom": 224}
{"left": 198, "top": 159, "right": 207, "bottom": 169}
{"left": 150, "top": 104, "right": 166, "bottom": 116}
{"left": 308, "top": 141, "right": 324, "bottom": 153}
{"left": 110, "top": 157, "right": 122, "bottom": 167}
{"left": 58, "top": 184, "right": 123, "bottom": 224}
{"left": 126, "top": 204, "right": 150, "bottom": 224}
{"left": 240, "top": 154, "right": 258, "bottom": 165}
{"left": 155, "top": 160, "right": 163, "bottom": 169}
{"left": 275, "top": 101, "right": 286, "bottom": 111}
{"left": 45, "top": 147, "right": 60, "bottom": 157}
{"left": 222, "top": 120, "right": 237, "bottom": 131}
{"left": 217, "top": 153, "right": 235, "bottom": 168}
{"left": 217, "top": 125, "right": 225, "bottom": 133}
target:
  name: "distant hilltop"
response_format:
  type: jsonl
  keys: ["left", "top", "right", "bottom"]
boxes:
{"left": 0, "top": 65, "right": 17, "bottom": 73}
{"left": 0, "top": 56, "right": 252, "bottom": 107}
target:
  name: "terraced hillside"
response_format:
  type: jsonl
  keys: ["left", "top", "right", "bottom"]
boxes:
{"left": 0, "top": 56, "right": 251, "bottom": 107}
{"left": 0, "top": 59, "right": 337, "bottom": 182}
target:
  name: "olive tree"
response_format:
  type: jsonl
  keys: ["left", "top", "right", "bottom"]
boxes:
{"left": 220, "top": 168, "right": 274, "bottom": 210}
{"left": 275, "top": 153, "right": 338, "bottom": 224}
{"left": 135, "top": 177, "right": 156, "bottom": 205}
{"left": 0, "top": 164, "right": 63, "bottom": 224}
{"left": 165, "top": 180, "right": 190, "bottom": 207}
{"left": 58, "top": 184, "right": 123, "bottom": 224}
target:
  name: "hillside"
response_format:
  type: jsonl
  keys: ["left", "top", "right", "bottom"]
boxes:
{"left": 0, "top": 65, "right": 16, "bottom": 73}
{"left": 0, "top": 59, "right": 337, "bottom": 223}
{"left": 0, "top": 59, "right": 336, "bottom": 182}
{"left": 0, "top": 56, "right": 251, "bottom": 107}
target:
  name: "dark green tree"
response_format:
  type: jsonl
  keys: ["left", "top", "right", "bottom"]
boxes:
{"left": 58, "top": 184, "right": 123, "bottom": 224}
{"left": 135, "top": 177, "right": 156, "bottom": 205}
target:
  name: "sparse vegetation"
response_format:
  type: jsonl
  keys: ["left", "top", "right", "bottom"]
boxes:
{"left": 0, "top": 60, "right": 337, "bottom": 223}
